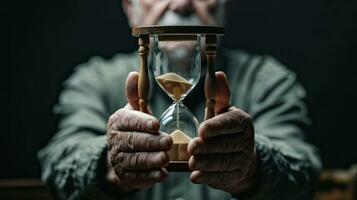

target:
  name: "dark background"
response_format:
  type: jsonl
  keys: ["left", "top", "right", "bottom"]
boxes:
{"left": 4, "top": 0, "right": 357, "bottom": 178}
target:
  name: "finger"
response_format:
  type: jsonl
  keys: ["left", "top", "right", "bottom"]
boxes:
{"left": 215, "top": 71, "right": 231, "bottom": 115}
{"left": 112, "top": 108, "right": 160, "bottom": 132}
{"left": 189, "top": 152, "right": 247, "bottom": 171}
{"left": 125, "top": 71, "right": 140, "bottom": 111}
{"left": 188, "top": 134, "right": 251, "bottom": 155}
{"left": 190, "top": 170, "right": 243, "bottom": 191}
{"left": 114, "top": 151, "right": 169, "bottom": 170}
{"left": 198, "top": 108, "right": 253, "bottom": 139}
{"left": 116, "top": 168, "right": 168, "bottom": 183}
{"left": 108, "top": 131, "right": 172, "bottom": 153}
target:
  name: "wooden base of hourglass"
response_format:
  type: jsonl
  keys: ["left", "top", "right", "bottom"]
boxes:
{"left": 166, "top": 130, "right": 192, "bottom": 172}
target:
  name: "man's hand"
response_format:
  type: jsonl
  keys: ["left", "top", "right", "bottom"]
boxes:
{"left": 188, "top": 71, "right": 258, "bottom": 195}
{"left": 106, "top": 72, "right": 173, "bottom": 193}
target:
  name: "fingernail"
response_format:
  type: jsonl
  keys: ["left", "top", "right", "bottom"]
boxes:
{"left": 188, "top": 156, "right": 195, "bottom": 170}
{"left": 146, "top": 120, "right": 153, "bottom": 130}
{"left": 154, "top": 151, "right": 167, "bottom": 166}
{"left": 190, "top": 170, "right": 201, "bottom": 183}
{"left": 190, "top": 138, "right": 203, "bottom": 154}
{"left": 191, "top": 142, "right": 198, "bottom": 154}
{"left": 159, "top": 136, "right": 169, "bottom": 149}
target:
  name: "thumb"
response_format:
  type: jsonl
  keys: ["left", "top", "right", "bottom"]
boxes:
{"left": 125, "top": 71, "right": 140, "bottom": 110}
{"left": 215, "top": 71, "right": 231, "bottom": 114}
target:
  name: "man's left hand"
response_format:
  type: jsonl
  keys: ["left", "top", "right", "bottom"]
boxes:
{"left": 187, "top": 72, "right": 258, "bottom": 195}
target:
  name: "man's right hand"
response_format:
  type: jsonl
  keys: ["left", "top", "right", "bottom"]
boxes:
{"left": 106, "top": 72, "right": 173, "bottom": 193}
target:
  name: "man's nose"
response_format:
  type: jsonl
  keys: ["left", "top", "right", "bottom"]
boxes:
{"left": 168, "top": 0, "right": 193, "bottom": 16}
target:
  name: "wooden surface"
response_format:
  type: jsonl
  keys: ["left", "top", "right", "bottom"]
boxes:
{"left": 132, "top": 25, "right": 224, "bottom": 36}
{"left": 0, "top": 179, "right": 53, "bottom": 200}
{"left": 0, "top": 167, "right": 355, "bottom": 199}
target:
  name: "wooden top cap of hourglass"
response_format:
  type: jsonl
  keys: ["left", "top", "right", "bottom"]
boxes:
{"left": 132, "top": 25, "right": 224, "bottom": 37}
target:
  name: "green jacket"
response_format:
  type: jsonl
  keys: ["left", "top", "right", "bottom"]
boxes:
{"left": 38, "top": 50, "right": 322, "bottom": 200}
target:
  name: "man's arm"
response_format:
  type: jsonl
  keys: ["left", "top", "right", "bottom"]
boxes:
{"left": 187, "top": 52, "right": 321, "bottom": 199}
{"left": 243, "top": 55, "right": 322, "bottom": 199}
{"left": 37, "top": 57, "right": 124, "bottom": 199}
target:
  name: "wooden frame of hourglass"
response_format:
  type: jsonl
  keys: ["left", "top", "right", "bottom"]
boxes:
{"left": 132, "top": 25, "right": 224, "bottom": 171}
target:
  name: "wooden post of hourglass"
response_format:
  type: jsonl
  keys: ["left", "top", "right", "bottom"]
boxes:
{"left": 204, "top": 35, "right": 217, "bottom": 120}
{"left": 138, "top": 35, "right": 150, "bottom": 113}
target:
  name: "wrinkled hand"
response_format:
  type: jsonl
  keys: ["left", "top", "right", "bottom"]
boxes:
{"left": 188, "top": 72, "right": 258, "bottom": 195}
{"left": 106, "top": 72, "right": 173, "bottom": 193}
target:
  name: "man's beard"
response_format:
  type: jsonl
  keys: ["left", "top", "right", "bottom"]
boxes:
{"left": 157, "top": 10, "right": 202, "bottom": 26}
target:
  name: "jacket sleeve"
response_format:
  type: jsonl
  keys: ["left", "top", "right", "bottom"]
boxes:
{"left": 37, "top": 57, "right": 123, "bottom": 200}
{"left": 239, "top": 55, "right": 322, "bottom": 200}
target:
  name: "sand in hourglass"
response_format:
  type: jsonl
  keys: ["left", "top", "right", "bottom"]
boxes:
{"left": 168, "top": 129, "right": 191, "bottom": 161}
{"left": 156, "top": 72, "right": 193, "bottom": 101}
{"left": 156, "top": 73, "right": 193, "bottom": 161}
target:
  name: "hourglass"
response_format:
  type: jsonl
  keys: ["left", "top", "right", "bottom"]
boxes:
{"left": 132, "top": 26, "right": 224, "bottom": 171}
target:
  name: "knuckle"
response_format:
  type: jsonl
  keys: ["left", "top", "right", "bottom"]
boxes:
{"left": 113, "top": 152, "right": 126, "bottom": 169}
{"left": 240, "top": 110, "right": 252, "bottom": 126}
{"left": 221, "top": 155, "right": 232, "bottom": 170}
{"left": 130, "top": 152, "right": 141, "bottom": 168}
{"left": 231, "top": 109, "right": 253, "bottom": 131}
{"left": 215, "top": 173, "right": 226, "bottom": 184}
{"left": 116, "top": 171, "right": 132, "bottom": 181}
{"left": 113, "top": 164, "right": 126, "bottom": 180}
{"left": 121, "top": 112, "right": 133, "bottom": 130}
{"left": 107, "top": 113, "right": 117, "bottom": 129}
{"left": 204, "top": 121, "right": 216, "bottom": 134}
{"left": 107, "top": 133, "right": 125, "bottom": 159}
{"left": 108, "top": 144, "right": 120, "bottom": 161}
{"left": 125, "top": 131, "right": 136, "bottom": 150}
{"left": 106, "top": 130, "right": 117, "bottom": 149}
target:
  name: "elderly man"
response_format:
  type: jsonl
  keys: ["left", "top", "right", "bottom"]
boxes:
{"left": 38, "top": 0, "right": 322, "bottom": 199}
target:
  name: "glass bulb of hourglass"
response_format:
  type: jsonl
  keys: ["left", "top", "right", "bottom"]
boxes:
{"left": 156, "top": 73, "right": 199, "bottom": 137}
{"left": 152, "top": 34, "right": 201, "bottom": 162}
{"left": 155, "top": 73, "right": 199, "bottom": 161}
